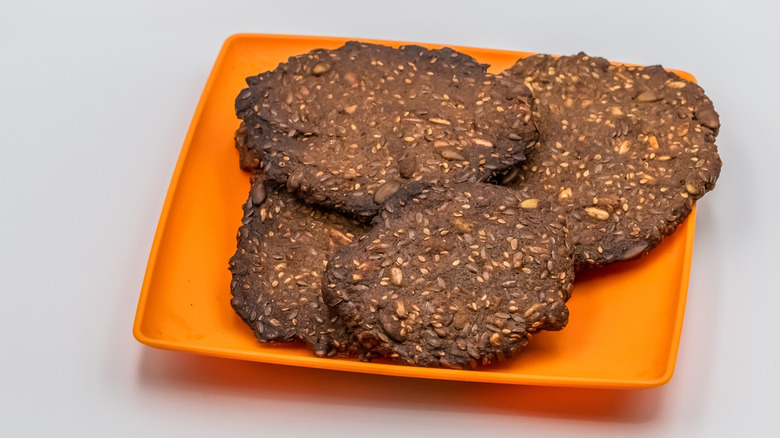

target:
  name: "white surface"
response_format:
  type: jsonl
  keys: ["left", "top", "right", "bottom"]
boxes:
{"left": 1, "top": 1, "right": 777, "bottom": 436}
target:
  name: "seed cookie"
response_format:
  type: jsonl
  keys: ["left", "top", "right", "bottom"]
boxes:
{"left": 322, "top": 183, "right": 574, "bottom": 369}
{"left": 229, "top": 173, "right": 370, "bottom": 357}
{"left": 235, "top": 41, "right": 537, "bottom": 219}
{"left": 501, "top": 53, "right": 722, "bottom": 270}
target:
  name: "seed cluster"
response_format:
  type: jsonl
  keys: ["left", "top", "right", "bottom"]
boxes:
{"left": 500, "top": 53, "right": 721, "bottom": 270}
{"left": 229, "top": 173, "right": 370, "bottom": 357}
{"left": 323, "top": 183, "right": 573, "bottom": 369}
{"left": 235, "top": 41, "right": 537, "bottom": 219}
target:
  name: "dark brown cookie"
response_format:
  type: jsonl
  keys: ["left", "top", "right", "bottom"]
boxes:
{"left": 235, "top": 41, "right": 537, "bottom": 219}
{"left": 323, "top": 183, "right": 573, "bottom": 369}
{"left": 500, "top": 53, "right": 722, "bottom": 270}
{"left": 229, "top": 173, "right": 370, "bottom": 357}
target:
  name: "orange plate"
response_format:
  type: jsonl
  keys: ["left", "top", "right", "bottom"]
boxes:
{"left": 133, "top": 34, "right": 697, "bottom": 389}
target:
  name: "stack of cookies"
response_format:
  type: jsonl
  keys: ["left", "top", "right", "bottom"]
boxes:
{"left": 228, "top": 42, "right": 721, "bottom": 369}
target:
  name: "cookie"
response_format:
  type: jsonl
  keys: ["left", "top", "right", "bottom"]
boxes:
{"left": 229, "top": 173, "right": 370, "bottom": 357}
{"left": 322, "top": 183, "right": 573, "bottom": 369}
{"left": 235, "top": 41, "right": 537, "bottom": 219}
{"left": 500, "top": 53, "right": 722, "bottom": 270}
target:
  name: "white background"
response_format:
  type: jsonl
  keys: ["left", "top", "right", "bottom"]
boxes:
{"left": 1, "top": 1, "right": 777, "bottom": 436}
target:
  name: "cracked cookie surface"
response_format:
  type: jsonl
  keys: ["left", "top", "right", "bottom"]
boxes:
{"left": 323, "top": 183, "right": 573, "bottom": 369}
{"left": 229, "top": 173, "right": 370, "bottom": 357}
{"left": 501, "top": 53, "right": 721, "bottom": 270}
{"left": 236, "top": 41, "right": 537, "bottom": 219}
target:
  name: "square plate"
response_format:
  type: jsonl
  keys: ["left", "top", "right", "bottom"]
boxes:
{"left": 133, "top": 34, "right": 697, "bottom": 389}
